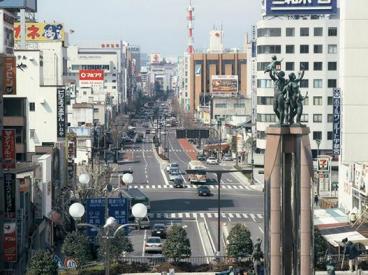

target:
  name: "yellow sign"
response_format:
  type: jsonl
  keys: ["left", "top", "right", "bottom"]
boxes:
{"left": 14, "top": 22, "right": 64, "bottom": 42}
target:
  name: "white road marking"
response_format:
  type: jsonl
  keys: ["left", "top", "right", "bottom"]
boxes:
{"left": 170, "top": 213, "right": 176, "bottom": 218}
{"left": 250, "top": 214, "right": 256, "bottom": 222}
{"left": 200, "top": 213, "right": 205, "bottom": 218}
{"left": 228, "top": 213, "right": 234, "bottom": 218}
{"left": 178, "top": 213, "right": 183, "bottom": 218}
{"left": 235, "top": 213, "right": 242, "bottom": 218}
{"left": 142, "top": 229, "right": 147, "bottom": 257}
{"left": 258, "top": 225, "right": 264, "bottom": 234}
{"left": 160, "top": 168, "right": 170, "bottom": 186}
{"left": 242, "top": 213, "right": 248, "bottom": 219}
{"left": 185, "top": 213, "right": 190, "bottom": 218}
{"left": 195, "top": 216, "right": 208, "bottom": 261}
{"left": 207, "top": 213, "right": 212, "bottom": 218}
{"left": 151, "top": 185, "right": 156, "bottom": 189}
{"left": 257, "top": 214, "right": 263, "bottom": 219}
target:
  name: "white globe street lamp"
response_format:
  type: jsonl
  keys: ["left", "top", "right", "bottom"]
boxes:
{"left": 132, "top": 203, "right": 147, "bottom": 219}
{"left": 122, "top": 173, "right": 133, "bottom": 185}
{"left": 79, "top": 173, "right": 91, "bottom": 186}
{"left": 104, "top": 217, "right": 117, "bottom": 228}
{"left": 69, "top": 202, "right": 85, "bottom": 219}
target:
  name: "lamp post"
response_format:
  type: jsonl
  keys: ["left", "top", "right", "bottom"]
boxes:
{"left": 315, "top": 139, "right": 321, "bottom": 195}
{"left": 122, "top": 172, "right": 133, "bottom": 188}
{"left": 104, "top": 203, "right": 147, "bottom": 275}
{"left": 217, "top": 120, "right": 222, "bottom": 164}
{"left": 68, "top": 202, "right": 85, "bottom": 231}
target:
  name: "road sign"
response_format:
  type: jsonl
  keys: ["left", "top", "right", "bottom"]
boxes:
{"left": 317, "top": 157, "right": 331, "bottom": 172}
{"left": 176, "top": 129, "right": 209, "bottom": 139}
{"left": 108, "top": 198, "right": 129, "bottom": 225}
{"left": 64, "top": 258, "right": 77, "bottom": 269}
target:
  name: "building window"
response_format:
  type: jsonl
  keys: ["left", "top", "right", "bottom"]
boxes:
{"left": 257, "top": 28, "right": 281, "bottom": 37}
{"left": 327, "top": 96, "right": 333, "bottom": 105}
{"left": 328, "top": 27, "right": 337, "bottom": 36}
{"left": 234, "top": 103, "right": 245, "bottom": 108}
{"left": 29, "top": 102, "right": 35, "bottom": 111}
{"left": 314, "top": 45, "right": 323, "bottom": 54}
{"left": 257, "top": 79, "right": 272, "bottom": 88}
{"left": 300, "top": 62, "right": 309, "bottom": 71}
{"left": 112, "top": 86, "right": 117, "bottom": 89}
{"left": 328, "top": 79, "right": 337, "bottom": 88}
{"left": 327, "top": 114, "right": 333, "bottom": 123}
{"left": 313, "top": 114, "right": 323, "bottom": 123}
{"left": 285, "top": 45, "right": 295, "bottom": 54}
{"left": 327, "top": 132, "right": 333, "bottom": 140}
{"left": 215, "top": 103, "right": 227, "bottom": 108}
{"left": 313, "top": 131, "right": 322, "bottom": 140}
{"left": 328, "top": 44, "right": 337, "bottom": 54}
{"left": 286, "top": 28, "right": 295, "bottom": 37}
{"left": 257, "top": 45, "right": 281, "bottom": 54}
{"left": 328, "top": 62, "right": 337, "bottom": 71}
{"left": 300, "top": 27, "right": 309, "bottom": 36}
{"left": 300, "top": 45, "right": 309, "bottom": 54}
{"left": 257, "top": 62, "right": 269, "bottom": 71}
{"left": 285, "top": 62, "right": 294, "bottom": 71}
{"left": 257, "top": 96, "right": 273, "bottom": 105}
{"left": 257, "top": 114, "right": 277, "bottom": 123}
{"left": 314, "top": 27, "right": 323, "bottom": 36}
{"left": 313, "top": 79, "right": 323, "bottom": 88}
{"left": 93, "top": 108, "right": 99, "bottom": 113}
{"left": 304, "top": 97, "right": 309, "bottom": 105}
{"left": 300, "top": 79, "right": 309, "bottom": 88}
{"left": 301, "top": 114, "right": 309, "bottom": 123}
{"left": 313, "top": 96, "right": 322, "bottom": 106}
{"left": 257, "top": 131, "right": 266, "bottom": 139}
{"left": 314, "top": 62, "right": 323, "bottom": 71}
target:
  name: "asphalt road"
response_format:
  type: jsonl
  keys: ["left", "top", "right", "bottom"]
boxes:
{"left": 117, "top": 120, "right": 264, "bottom": 257}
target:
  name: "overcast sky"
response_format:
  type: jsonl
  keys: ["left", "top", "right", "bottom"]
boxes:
{"left": 37, "top": 0, "right": 261, "bottom": 56}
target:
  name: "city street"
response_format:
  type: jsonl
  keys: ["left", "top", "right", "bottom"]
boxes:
{"left": 119, "top": 121, "right": 264, "bottom": 257}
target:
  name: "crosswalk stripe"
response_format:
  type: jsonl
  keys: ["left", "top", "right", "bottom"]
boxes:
{"left": 235, "top": 213, "right": 241, "bottom": 218}
{"left": 221, "top": 213, "right": 227, "bottom": 218}
{"left": 210, "top": 186, "right": 215, "bottom": 189}
{"left": 228, "top": 213, "right": 234, "bottom": 218}
{"left": 200, "top": 213, "right": 205, "bottom": 218}
{"left": 257, "top": 214, "right": 263, "bottom": 219}
{"left": 207, "top": 213, "right": 212, "bottom": 218}
{"left": 170, "top": 213, "right": 176, "bottom": 218}
{"left": 238, "top": 186, "right": 244, "bottom": 189}
{"left": 227, "top": 186, "right": 233, "bottom": 189}
{"left": 193, "top": 213, "right": 197, "bottom": 218}
{"left": 242, "top": 213, "right": 248, "bottom": 219}
{"left": 213, "top": 213, "right": 218, "bottom": 218}
{"left": 185, "top": 213, "right": 190, "bottom": 218}
{"left": 233, "top": 186, "right": 238, "bottom": 189}
{"left": 178, "top": 213, "right": 183, "bottom": 218}
{"left": 250, "top": 214, "right": 256, "bottom": 222}
{"left": 156, "top": 213, "right": 162, "bottom": 219}
{"left": 164, "top": 213, "right": 169, "bottom": 219}
{"left": 152, "top": 185, "right": 156, "bottom": 189}
{"left": 157, "top": 185, "right": 162, "bottom": 188}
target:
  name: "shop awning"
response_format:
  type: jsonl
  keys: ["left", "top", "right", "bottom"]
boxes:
{"left": 314, "top": 208, "right": 350, "bottom": 229}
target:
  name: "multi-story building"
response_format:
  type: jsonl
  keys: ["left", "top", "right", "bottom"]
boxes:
{"left": 255, "top": 16, "right": 339, "bottom": 157}
{"left": 177, "top": 55, "right": 191, "bottom": 112}
{"left": 338, "top": 0, "right": 368, "bottom": 213}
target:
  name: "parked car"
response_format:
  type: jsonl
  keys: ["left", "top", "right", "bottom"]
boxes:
{"left": 206, "top": 157, "right": 219, "bottom": 165}
{"left": 145, "top": 129, "right": 151, "bottom": 134}
{"left": 223, "top": 153, "right": 233, "bottom": 161}
{"left": 197, "top": 153, "right": 206, "bottom": 161}
{"left": 166, "top": 163, "right": 179, "bottom": 173}
{"left": 197, "top": 185, "right": 211, "bottom": 196}
{"left": 169, "top": 169, "right": 181, "bottom": 181}
{"left": 172, "top": 177, "right": 184, "bottom": 188}
{"left": 144, "top": 237, "right": 163, "bottom": 253}
{"left": 151, "top": 224, "right": 167, "bottom": 238}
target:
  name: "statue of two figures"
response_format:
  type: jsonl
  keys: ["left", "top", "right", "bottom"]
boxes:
{"left": 265, "top": 56, "right": 308, "bottom": 126}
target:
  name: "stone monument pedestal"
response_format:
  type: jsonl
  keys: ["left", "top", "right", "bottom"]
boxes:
{"left": 264, "top": 126, "right": 314, "bottom": 275}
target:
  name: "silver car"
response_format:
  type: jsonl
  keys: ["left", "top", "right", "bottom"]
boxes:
{"left": 144, "top": 237, "right": 163, "bottom": 253}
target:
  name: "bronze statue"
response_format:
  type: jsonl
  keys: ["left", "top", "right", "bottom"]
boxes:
{"left": 266, "top": 56, "right": 306, "bottom": 125}
{"left": 252, "top": 238, "right": 264, "bottom": 275}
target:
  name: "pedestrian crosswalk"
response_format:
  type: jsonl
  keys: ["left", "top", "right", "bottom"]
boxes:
{"left": 149, "top": 211, "right": 263, "bottom": 221}
{"left": 127, "top": 184, "right": 258, "bottom": 191}
{"left": 124, "top": 149, "right": 196, "bottom": 153}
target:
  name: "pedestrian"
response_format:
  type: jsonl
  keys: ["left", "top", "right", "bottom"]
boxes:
{"left": 314, "top": 193, "right": 319, "bottom": 207}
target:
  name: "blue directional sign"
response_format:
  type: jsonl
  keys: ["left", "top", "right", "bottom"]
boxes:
{"left": 86, "top": 198, "right": 105, "bottom": 227}
{"left": 108, "top": 198, "right": 129, "bottom": 225}
{"left": 265, "top": 0, "right": 337, "bottom": 16}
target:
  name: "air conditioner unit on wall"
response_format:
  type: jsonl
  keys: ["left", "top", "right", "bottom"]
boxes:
{"left": 30, "top": 129, "right": 35, "bottom": 138}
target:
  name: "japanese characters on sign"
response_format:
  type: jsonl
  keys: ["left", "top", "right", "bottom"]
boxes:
{"left": 57, "top": 88, "right": 66, "bottom": 138}
{"left": 211, "top": 75, "right": 239, "bottom": 96}
{"left": 332, "top": 88, "right": 341, "bottom": 156}
{"left": 14, "top": 22, "right": 64, "bottom": 42}
{"left": 2, "top": 129, "right": 16, "bottom": 169}
{"left": 108, "top": 198, "right": 129, "bottom": 225}
{"left": 79, "top": 70, "right": 104, "bottom": 85}
{"left": 4, "top": 173, "right": 16, "bottom": 219}
{"left": 3, "top": 222, "right": 17, "bottom": 263}
{"left": 265, "top": 0, "right": 337, "bottom": 15}
{"left": 4, "top": 56, "right": 16, "bottom": 95}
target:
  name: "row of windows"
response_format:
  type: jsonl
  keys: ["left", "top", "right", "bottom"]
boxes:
{"left": 214, "top": 103, "right": 246, "bottom": 109}
{"left": 257, "top": 44, "right": 337, "bottom": 55}
{"left": 257, "top": 96, "right": 335, "bottom": 106}
{"left": 257, "top": 27, "right": 337, "bottom": 38}
{"left": 71, "top": 64, "right": 110, "bottom": 70}
{"left": 257, "top": 79, "right": 337, "bottom": 89}
{"left": 258, "top": 61, "right": 337, "bottom": 71}
{"left": 257, "top": 114, "right": 277, "bottom": 123}
{"left": 258, "top": 130, "right": 334, "bottom": 141}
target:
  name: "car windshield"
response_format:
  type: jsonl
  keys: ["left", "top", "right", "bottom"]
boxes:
{"left": 154, "top": 225, "right": 165, "bottom": 230}
{"left": 147, "top": 238, "right": 161, "bottom": 243}
{"left": 171, "top": 163, "right": 179, "bottom": 168}
{"left": 171, "top": 169, "right": 179, "bottom": 175}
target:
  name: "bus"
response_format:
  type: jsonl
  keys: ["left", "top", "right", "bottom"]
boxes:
{"left": 120, "top": 188, "right": 151, "bottom": 219}
{"left": 187, "top": 160, "right": 207, "bottom": 183}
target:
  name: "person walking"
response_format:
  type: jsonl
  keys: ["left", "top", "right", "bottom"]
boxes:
{"left": 314, "top": 193, "right": 319, "bottom": 207}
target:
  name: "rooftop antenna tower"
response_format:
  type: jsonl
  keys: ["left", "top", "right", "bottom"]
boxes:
{"left": 187, "top": 0, "right": 194, "bottom": 54}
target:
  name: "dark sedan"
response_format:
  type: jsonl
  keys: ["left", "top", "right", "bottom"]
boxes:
{"left": 151, "top": 224, "right": 167, "bottom": 238}
{"left": 197, "top": 185, "right": 211, "bottom": 196}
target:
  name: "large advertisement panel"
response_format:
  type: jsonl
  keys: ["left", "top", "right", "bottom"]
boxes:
{"left": 2, "top": 129, "right": 16, "bottom": 169}
{"left": 332, "top": 88, "right": 341, "bottom": 156}
{"left": 3, "top": 222, "right": 17, "bottom": 262}
{"left": 14, "top": 22, "right": 64, "bottom": 42}
{"left": 265, "top": 0, "right": 337, "bottom": 16}
{"left": 0, "top": 10, "right": 16, "bottom": 55}
{"left": 57, "top": 88, "right": 66, "bottom": 138}
{"left": 79, "top": 70, "right": 104, "bottom": 85}
{"left": 211, "top": 75, "right": 238, "bottom": 95}
{"left": 4, "top": 56, "right": 16, "bottom": 95}
{"left": 0, "top": 0, "right": 37, "bottom": 12}
{"left": 4, "top": 173, "right": 16, "bottom": 219}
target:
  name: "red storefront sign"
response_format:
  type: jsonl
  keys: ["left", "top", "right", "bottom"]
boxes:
{"left": 79, "top": 69, "right": 104, "bottom": 84}
{"left": 2, "top": 129, "right": 16, "bottom": 169}
{"left": 3, "top": 222, "right": 16, "bottom": 262}
{"left": 4, "top": 56, "right": 16, "bottom": 95}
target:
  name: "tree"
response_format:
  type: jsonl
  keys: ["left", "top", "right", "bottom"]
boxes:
{"left": 227, "top": 224, "right": 253, "bottom": 258}
{"left": 61, "top": 231, "right": 92, "bottom": 269}
{"left": 163, "top": 224, "right": 191, "bottom": 262}
{"left": 28, "top": 250, "right": 58, "bottom": 275}
{"left": 314, "top": 228, "right": 329, "bottom": 269}
{"left": 97, "top": 227, "right": 133, "bottom": 262}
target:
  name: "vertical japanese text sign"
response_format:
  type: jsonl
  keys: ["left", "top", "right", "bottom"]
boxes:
{"left": 332, "top": 88, "right": 341, "bottom": 155}
{"left": 57, "top": 88, "right": 66, "bottom": 138}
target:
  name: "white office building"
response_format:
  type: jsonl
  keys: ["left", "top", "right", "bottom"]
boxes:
{"left": 256, "top": 16, "right": 339, "bottom": 157}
